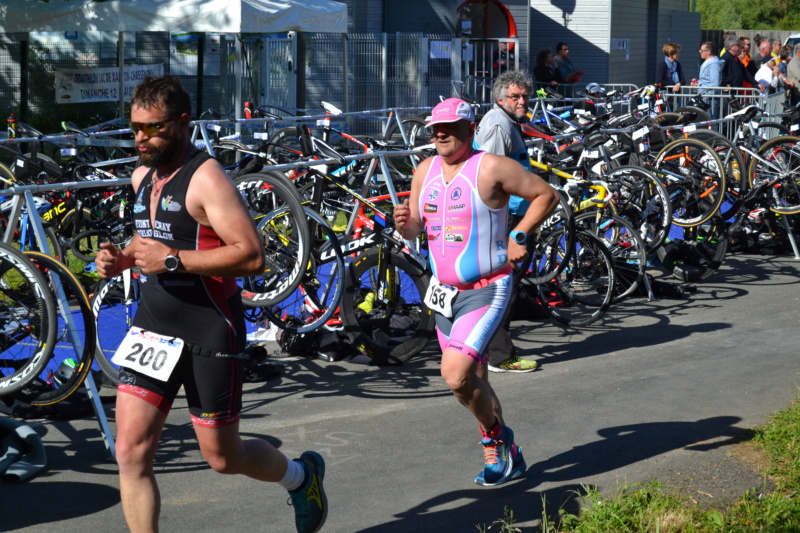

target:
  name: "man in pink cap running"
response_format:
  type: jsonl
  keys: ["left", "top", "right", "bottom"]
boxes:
{"left": 393, "top": 98, "right": 557, "bottom": 486}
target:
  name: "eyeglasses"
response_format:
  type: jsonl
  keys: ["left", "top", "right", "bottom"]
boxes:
{"left": 129, "top": 117, "right": 177, "bottom": 136}
{"left": 504, "top": 93, "right": 530, "bottom": 101}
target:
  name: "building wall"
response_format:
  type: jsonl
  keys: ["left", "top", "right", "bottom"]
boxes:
{"left": 528, "top": 0, "right": 611, "bottom": 84}
{"left": 609, "top": 0, "right": 649, "bottom": 86}
{"left": 504, "top": 0, "right": 530, "bottom": 76}
{"left": 383, "top": 0, "right": 457, "bottom": 34}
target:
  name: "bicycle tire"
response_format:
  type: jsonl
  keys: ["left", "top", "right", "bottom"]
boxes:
{"left": 603, "top": 165, "right": 672, "bottom": 252}
{"left": 9, "top": 215, "right": 65, "bottom": 261}
{"left": 340, "top": 248, "right": 435, "bottom": 365}
{"left": 521, "top": 188, "right": 575, "bottom": 285}
{"left": 688, "top": 130, "right": 747, "bottom": 221}
{"left": 90, "top": 270, "right": 142, "bottom": 384}
{"left": 265, "top": 127, "right": 307, "bottom": 165}
{"left": 234, "top": 171, "right": 311, "bottom": 307}
{"left": 535, "top": 228, "right": 616, "bottom": 328}
{"left": 383, "top": 118, "right": 431, "bottom": 177}
{"left": 57, "top": 206, "right": 95, "bottom": 249}
{"left": 746, "top": 136, "right": 800, "bottom": 215}
{"left": 253, "top": 207, "right": 345, "bottom": 334}
{"left": 654, "top": 137, "right": 726, "bottom": 227}
{"left": 574, "top": 211, "right": 647, "bottom": 303}
{"left": 0, "top": 161, "right": 16, "bottom": 186}
{"left": 10, "top": 152, "right": 63, "bottom": 184}
{"left": 70, "top": 228, "right": 114, "bottom": 264}
{"left": 14, "top": 251, "right": 96, "bottom": 406}
{"left": 674, "top": 105, "right": 712, "bottom": 124}
{"left": 740, "top": 122, "right": 791, "bottom": 151}
{"left": 0, "top": 242, "right": 58, "bottom": 396}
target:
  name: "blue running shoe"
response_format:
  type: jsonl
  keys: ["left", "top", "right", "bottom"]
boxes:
{"left": 475, "top": 445, "right": 527, "bottom": 486}
{"left": 288, "top": 451, "right": 328, "bottom": 533}
{"left": 475, "top": 425, "right": 514, "bottom": 486}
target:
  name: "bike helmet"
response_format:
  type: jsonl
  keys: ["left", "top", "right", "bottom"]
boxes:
{"left": 585, "top": 82, "right": 604, "bottom": 96}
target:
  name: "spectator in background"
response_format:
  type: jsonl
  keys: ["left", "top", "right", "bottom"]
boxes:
{"left": 771, "top": 39, "right": 782, "bottom": 60}
{"left": 777, "top": 45, "right": 792, "bottom": 80}
{"left": 493, "top": 42, "right": 515, "bottom": 75}
{"left": 719, "top": 32, "right": 736, "bottom": 56}
{"left": 752, "top": 39, "right": 773, "bottom": 70}
{"left": 533, "top": 48, "right": 561, "bottom": 87}
{"left": 654, "top": 42, "right": 685, "bottom": 93}
{"left": 721, "top": 34, "right": 763, "bottom": 90}
{"left": 693, "top": 41, "right": 723, "bottom": 118}
{"left": 755, "top": 57, "right": 780, "bottom": 95}
{"left": 739, "top": 37, "right": 756, "bottom": 86}
{"left": 695, "top": 42, "right": 722, "bottom": 93}
{"left": 786, "top": 44, "right": 800, "bottom": 105}
{"left": 554, "top": 42, "right": 583, "bottom": 83}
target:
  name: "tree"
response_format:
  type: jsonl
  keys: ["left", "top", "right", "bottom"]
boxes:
{"left": 696, "top": 0, "right": 800, "bottom": 30}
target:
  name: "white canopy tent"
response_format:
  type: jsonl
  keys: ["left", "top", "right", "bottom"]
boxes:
{"left": 0, "top": 0, "right": 348, "bottom": 116}
{"left": 0, "top": 0, "right": 347, "bottom": 34}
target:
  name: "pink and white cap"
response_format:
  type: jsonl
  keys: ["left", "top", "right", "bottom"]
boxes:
{"left": 426, "top": 98, "right": 475, "bottom": 127}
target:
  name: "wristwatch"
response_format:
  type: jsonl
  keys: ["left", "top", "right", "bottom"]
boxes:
{"left": 509, "top": 230, "right": 527, "bottom": 245}
{"left": 164, "top": 248, "right": 181, "bottom": 272}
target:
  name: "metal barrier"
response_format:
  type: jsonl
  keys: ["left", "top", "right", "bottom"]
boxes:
{"left": 668, "top": 86, "right": 767, "bottom": 139}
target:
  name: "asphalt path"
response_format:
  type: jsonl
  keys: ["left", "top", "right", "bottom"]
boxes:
{"left": 2, "top": 252, "right": 799, "bottom": 533}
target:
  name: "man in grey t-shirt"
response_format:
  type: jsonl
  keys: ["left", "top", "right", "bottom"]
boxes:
{"left": 473, "top": 71, "right": 541, "bottom": 374}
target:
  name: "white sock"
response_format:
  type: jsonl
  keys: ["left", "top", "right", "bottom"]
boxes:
{"left": 278, "top": 456, "right": 306, "bottom": 491}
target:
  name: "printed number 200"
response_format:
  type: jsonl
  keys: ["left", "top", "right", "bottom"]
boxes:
{"left": 125, "top": 343, "right": 168, "bottom": 371}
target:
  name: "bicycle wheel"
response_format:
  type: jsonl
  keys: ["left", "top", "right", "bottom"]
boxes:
{"left": 340, "top": 248, "right": 435, "bottom": 365}
{"left": 13, "top": 251, "right": 95, "bottom": 406}
{"left": 9, "top": 214, "right": 65, "bottom": 261}
{"left": 654, "top": 137, "right": 726, "bottom": 227}
{"left": 265, "top": 127, "right": 307, "bottom": 165}
{"left": 383, "top": 117, "right": 431, "bottom": 178}
{"left": 0, "top": 162, "right": 16, "bottom": 185}
{"left": 250, "top": 208, "right": 345, "bottom": 334}
{"left": 234, "top": 171, "right": 311, "bottom": 307}
{"left": 674, "top": 105, "right": 712, "bottom": 124}
{"left": 535, "top": 228, "right": 616, "bottom": 329}
{"left": 747, "top": 136, "right": 800, "bottom": 215}
{"left": 574, "top": 211, "right": 646, "bottom": 303}
{"left": 603, "top": 165, "right": 672, "bottom": 252}
{"left": 741, "top": 122, "right": 790, "bottom": 151}
{"left": 90, "top": 270, "right": 142, "bottom": 384}
{"left": 0, "top": 242, "right": 58, "bottom": 396}
{"left": 653, "top": 112, "right": 696, "bottom": 143}
{"left": 10, "top": 153, "right": 62, "bottom": 184}
{"left": 57, "top": 206, "right": 95, "bottom": 251}
{"left": 656, "top": 215, "right": 729, "bottom": 282}
{"left": 69, "top": 228, "right": 124, "bottom": 264}
{"left": 521, "top": 188, "right": 575, "bottom": 285}
{"left": 688, "top": 130, "right": 747, "bottom": 220}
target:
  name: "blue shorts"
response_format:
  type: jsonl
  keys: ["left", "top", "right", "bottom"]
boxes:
{"left": 434, "top": 273, "right": 512, "bottom": 364}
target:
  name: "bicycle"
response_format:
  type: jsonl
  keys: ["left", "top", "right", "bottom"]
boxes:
{"left": 0, "top": 241, "right": 58, "bottom": 396}
{"left": 11, "top": 250, "right": 97, "bottom": 406}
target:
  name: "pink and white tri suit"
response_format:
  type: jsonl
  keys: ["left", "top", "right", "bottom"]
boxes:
{"left": 419, "top": 150, "right": 513, "bottom": 363}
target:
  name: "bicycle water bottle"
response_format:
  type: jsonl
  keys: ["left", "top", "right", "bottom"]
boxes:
{"left": 357, "top": 292, "right": 376, "bottom": 313}
{"left": 53, "top": 358, "right": 78, "bottom": 386}
{"left": 7, "top": 113, "right": 17, "bottom": 139}
{"left": 731, "top": 160, "right": 741, "bottom": 182}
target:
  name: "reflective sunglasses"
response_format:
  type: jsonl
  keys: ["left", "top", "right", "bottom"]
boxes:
{"left": 129, "top": 117, "right": 176, "bottom": 136}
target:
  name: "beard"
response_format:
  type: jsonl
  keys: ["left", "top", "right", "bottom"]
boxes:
{"left": 137, "top": 134, "right": 184, "bottom": 169}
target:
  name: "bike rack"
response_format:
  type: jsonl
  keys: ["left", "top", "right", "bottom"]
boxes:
{"left": 2, "top": 178, "right": 131, "bottom": 460}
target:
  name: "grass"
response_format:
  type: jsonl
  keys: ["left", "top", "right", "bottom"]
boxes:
{"left": 481, "top": 392, "right": 800, "bottom": 533}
